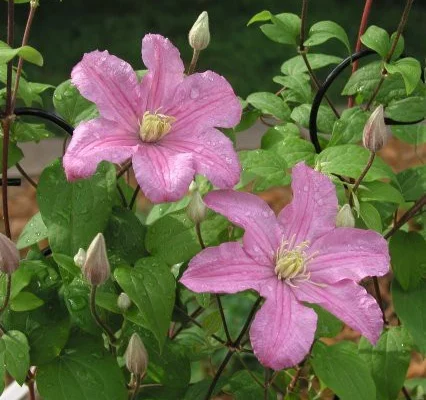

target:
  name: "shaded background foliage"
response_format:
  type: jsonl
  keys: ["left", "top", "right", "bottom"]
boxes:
{"left": 1, "top": 0, "right": 426, "bottom": 96}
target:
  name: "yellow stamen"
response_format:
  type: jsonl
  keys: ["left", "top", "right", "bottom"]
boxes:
{"left": 274, "top": 235, "right": 316, "bottom": 286}
{"left": 139, "top": 111, "right": 175, "bottom": 143}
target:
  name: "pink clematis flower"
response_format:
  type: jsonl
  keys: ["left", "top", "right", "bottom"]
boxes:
{"left": 181, "top": 162, "right": 389, "bottom": 370}
{"left": 63, "top": 34, "right": 242, "bottom": 203}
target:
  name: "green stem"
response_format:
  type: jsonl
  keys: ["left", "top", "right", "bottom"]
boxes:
{"left": 195, "top": 223, "right": 206, "bottom": 249}
{"left": 90, "top": 285, "right": 117, "bottom": 352}
{"left": 350, "top": 151, "right": 375, "bottom": 205}
{"left": 0, "top": 274, "right": 12, "bottom": 314}
{"left": 130, "top": 374, "right": 142, "bottom": 400}
{"left": 215, "top": 294, "right": 232, "bottom": 344}
{"left": 187, "top": 49, "right": 200, "bottom": 75}
{"left": 129, "top": 185, "right": 140, "bottom": 210}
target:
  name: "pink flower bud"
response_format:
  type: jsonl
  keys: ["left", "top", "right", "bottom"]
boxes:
{"left": 82, "top": 233, "right": 110, "bottom": 286}
{"left": 125, "top": 333, "right": 148, "bottom": 377}
{"left": 362, "top": 105, "right": 388, "bottom": 152}
{"left": 0, "top": 233, "right": 19, "bottom": 275}
{"left": 188, "top": 11, "right": 210, "bottom": 51}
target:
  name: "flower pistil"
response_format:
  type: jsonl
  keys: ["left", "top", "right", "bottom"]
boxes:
{"left": 139, "top": 111, "right": 176, "bottom": 143}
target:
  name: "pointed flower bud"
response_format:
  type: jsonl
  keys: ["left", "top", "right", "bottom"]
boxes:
{"left": 336, "top": 204, "right": 355, "bottom": 228}
{"left": 187, "top": 181, "right": 207, "bottom": 224}
{"left": 362, "top": 105, "right": 388, "bottom": 152}
{"left": 82, "top": 233, "right": 110, "bottom": 286}
{"left": 188, "top": 11, "right": 210, "bottom": 51}
{"left": 117, "top": 292, "right": 132, "bottom": 312}
{"left": 74, "top": 248, "right": 87, "bottom": 268}
{"left": 125, "top": 333, "right": 148, "bottom": 377}
{"left": 0, "top": 233, "right": 19, "bottom": 275}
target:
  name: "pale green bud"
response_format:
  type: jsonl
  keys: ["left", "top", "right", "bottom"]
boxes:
{"left": 0, "top": 233, "right": 19, "bottom": 275}
{"left": 363, "top": 105, "right": 388, "bottom": 152}
{"left": 125, "top": 333, "right": 148, "bottom": 377}
{"left": 188, "top": 11, "right": 210, "bottom": 51}
{"left": 82, "top": 233, "right": 110, "bottom": 286}
{"left": 187, "top": 181, "right": 207, "bottom": 224}
{"left": 117, "top": 292, "right": 132, "bottom": 312}
{"left": 74, "top": 248, "right": 87, "bottom": 268}
{"left": 336, "top": 204, "right": 355, "bottom": 228}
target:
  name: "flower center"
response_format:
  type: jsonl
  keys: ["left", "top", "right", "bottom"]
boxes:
{"left": 274, "top": 236, "right": 314, "bottom": 286}
{"left": 139, "top": 111, "right": 176, "bottom": 143}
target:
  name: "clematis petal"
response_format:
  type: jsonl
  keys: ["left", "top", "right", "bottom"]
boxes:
{"left": 307, "top": 228, "right": 390, "bottom": 284}
{"left": 162, "top": 127, "right": 240, "bottom": 189}
{"left": 140, "top": 34, "right": 185, "bottom": 112}
{"left": 294, "top": 280, "right": 383, "bottom": 344}
{"left": 250, "top": 280, "right": 317, "bottom": 370}
{"left": 166, "top": 70, "right": 242, "bottom": 132}
{"left": 204, "top": 190, "right": 283, "bottom": 264}
{"left": 278, "top": 162, "right": 338, "bottom": 245}
{"left": 63, "top": 118, "right": 138, "bottom": 181}
{"left": 180, "top": 242, "right": 274, "bottom": 294}
{"left": 132, "top": 144, "right": 195, "bottom": 203}
{"left": 71, "top": 51, "right": 141, "bottom": 132}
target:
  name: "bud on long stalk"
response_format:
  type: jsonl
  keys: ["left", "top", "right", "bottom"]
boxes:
{"left": 188, "top": 11, "right": 210, "bottom": 51}
{"left": 363, "top": 105, "right": 388, "bottom": 152}
{"left": 125, "top": 333, "right": 148, "bottom": 377}
{"left": 82, "top": 233, "right": 110, "bottom": 286}
{"left": 0, "top": 233, "right": 19, "bottom": 275}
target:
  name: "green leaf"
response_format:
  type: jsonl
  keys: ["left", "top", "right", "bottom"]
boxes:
{"left": 247, "top": 10, "right": 271, "bottom": 26}
{"left": 391, "top": 124, "right": 426, "bottom": 145}
{"left": 360, "top": 26, "right": 390, "bottom": 59}
{"left": 390, "top": 231, "right": 426, "bottom": 290}
{"left": 385, "top": 57, "right": 422, "bottom": 95}
{"left": 239, "top": 149, "right": 289, "bottom": 191}
{"left": 246, "top": 92, "right": 290, "bottom": 120}
{"left": 281, "top": 54, "right": 342, "bottom": 76}
{"left": 358, "top": 327, "right": 412, "bottom": 400}
{"left": 386, "top": 96, "right": 426, "bottom": 123}
{"left": 273, "top": 73, "right": 312, "bottom": 104}
{"left": 311, "top": 341, "right": 376, "bottom": 400}
{"left": 390, "top": 32, "right": 405, "bottom": 60}
{"left": 146, "top": 197, "right": 190, "bottom": 225}
{"left": 11, "top": 121, "right": 53, "bottom": 142}
{"left": 304, "top": 21, "right": 351, "bottom": 53}
{"left": 53, "top": 79, "right": 98, "bottom": 126}
{"left": 260, "top": 123, "right": 300, "bottom": 149}
{"left": 260, "top": 13, "right": 301, "bottom": 45}
{"left": 310, "top": 304, "right": 343, "bottom": 338}
{"left": 104, "top": 207, "right": 147, "bottom": 264}
{"left": 316, "top": 144, "right": 395, "bottom": 182}
{"left": 342, "top": 61, "right": 419, "bottom": 104}
{"left": 36, "top": 335, "right": 127, "bottom": 400}
{"left": 329, "top": 107, "right": 369, "bottom": 146}
{"left": 114, "top": 257, "right": 176, "bottom": 350}
{"left": 29, "top": 317, "right": 71, "bottom": 366}
{"left": 183, "top": 378, "right": 226, "bottom": 400}
{"left": 146, "top": 211, "right": 228, "bottom": 265}
{"left": 0, "top": 266, "right": 33, "bottom": 302}
{"left": 392, "top": 279, "right": 426, "bottom": 354}
{"left": 0, "top": 330, "right": 30, "bottom": 384}
{"left": 291, "top": 103, "right": 336, "bottom": 133}
{"left": 37, "top": 159, "right": 116, "bottom": 256}
{"left": 268, "top": 136, "right": 316, "bottom": 167}
{"left": 359, "top": 202, "right": 382, "bottom": 232}
{"left": 0, "top": 64, "right": 34, "bottom": 106}
{"left": 396, "top": 165, "right": 426, "bottom": 201}
{"left": 358, "top": 181, "right": 404, "bottom": 204}
{"left": 228, "top": 370, "right": 275, "bottom": 400}
{"left": 0, "top": 41, "right": 43, "bottom": 66}
{"left": 0, "top": 138, "right": 23, "bottom": 168}
{"left": 10, "top": 291, "right": 44, "bottom": 312}
{"left": 17, "top": 212, "right": 48, "bottom": 250}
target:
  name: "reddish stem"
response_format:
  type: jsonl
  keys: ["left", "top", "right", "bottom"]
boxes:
{"left": 348, "top": 0, "right": 374, "bottom": 108}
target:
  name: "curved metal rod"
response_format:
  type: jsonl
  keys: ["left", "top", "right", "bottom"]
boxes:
{"left": 0, "top": 178, "right": 21, "bottom": 186}
{"left": 14, "top": 107, "right": 74, "bottom": 136}
{"left": 309, "top": 49, "right": 425, "bottom": 153}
